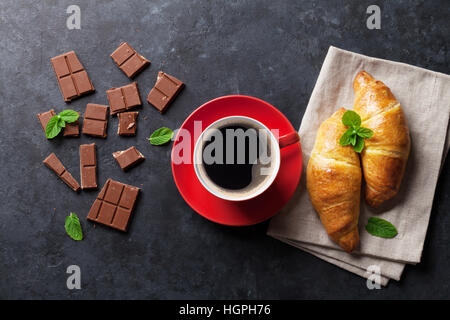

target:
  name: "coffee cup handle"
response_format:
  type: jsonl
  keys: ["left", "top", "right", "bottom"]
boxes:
{"left": 278, "top": 131, "right": 300, "bottom": 149}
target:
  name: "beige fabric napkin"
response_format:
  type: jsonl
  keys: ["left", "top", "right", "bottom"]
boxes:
{"left": 267, "top": 46, "right": 450, "bottom": 285}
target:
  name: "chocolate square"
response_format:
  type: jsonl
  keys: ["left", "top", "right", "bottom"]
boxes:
{"left": 63, "top": 111, "right": 80, "bottom": 137}
{"left": 147, "top": 71, "right": 184, "bottom": 113}
{"left": 117, "top": 112, "right": 138, "bottom": 136}
{"left": 112, "top": 146, "right": 145, "bottom": 171}
{"left": 72, "top": 71, "right": 93, "bottom": 93}
{"left": 110, "top": 42, "right": 150, "bottom": 78}
{"left": 87, "top": 179, "right": 140, "bottom": 232}
{"left": 97, "top": 202, "right": 117, "bottom": 225}
{"left": 122, "top": 83, "right": 142, "bottom": 106}
{"left": 107, "top": 88, "right": 125, "bottom": 113}
{"left": 81, "top": 167, "right": 96, "bottom": 189}
{"left": 50, "top": 51, "right": 94, "bottom": 102}
{"left": 88, "top": 200, "right": 102, "bottom": 219}
{"left": 118, "top": 187, "right": 139, "bottom": 209}
{"left": 59, "top": 76, "right": 78, "bottom": 99}
{"left": 65, "top": 51, "right": 84, "bottom": 72}
{"left": 82, "top": 104, "right": 108, "bottom": 138}
{"left": 110, "top": 42, "right": 134, "bottom": 65}
{"left": 104, "top": 180, "right": 124, "bottom": 204}
{"left": 61, "top": 172, "right": 81, "bottom": 191}
{"left": 112, "top": 208, "right": 132, "bottom": 231}
{"left": 52, "top": 55, "right": 70, "bottom": 77}
{"left": 106, "top": 82, "right": 142, "bottom": 115}
{"left": 63, "top": 120, "right": 80, "bottom": 137}
{"left": 37, "top": 109, "right": 56, "bottom": 133}
{"left": 43, "top": 153, "right": 80, "bottom": 192}
{"left": 44, "top": 153, "right": 65, "bottom": 176}
{"left": 84, "top": 103, "right": 108, "bottom": 120}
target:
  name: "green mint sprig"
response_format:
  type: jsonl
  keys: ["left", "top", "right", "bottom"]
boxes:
{"left": 339, "top": 110, "right": 374, "bottom": 153}
{"left": 365, "top": 217, "right": 398, "bottom": 238}
{"left": 45, "top": 109, "right": 79, "bottom": 139}
{"left": 147, "top": 127, "right": 174, "bottom": 146}
{"left": 65, "top": 212, "right": 83, "bottom": 241}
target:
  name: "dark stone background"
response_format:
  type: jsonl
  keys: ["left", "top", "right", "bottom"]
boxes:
{"left": 1, "top": 0, "right": 449, "bottom": 299}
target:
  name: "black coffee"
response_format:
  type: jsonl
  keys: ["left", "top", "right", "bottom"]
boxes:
{"left": 203, "top": 126, "right": 259, "bottom": 190}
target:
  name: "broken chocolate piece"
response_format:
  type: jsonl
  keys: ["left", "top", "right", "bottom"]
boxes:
{"left": 112, "top": 146, "right": 145, "bottom": 171}
{"left": 43, "top": 153, "right": 80, "bottom": 192}
{"left": 80, "top": 143, "right": 97, "bottom": 189}
{"left": 63, "top": 112, "right": 80, "bottom": 137}
{"left": 50, "top": 51, "right": 95, "bottom": 102}
{"left": 147, "top": 71, "right": 184, "bottom": 113}
{"left": 63, "top": 120, "right": 80, "bottom": 137}
{"left": 117, "top": 112, "right": 138, "bottom": 136}
{"left": 38, "top": 109, "right": 79, "bottom": 137}
{"left": 106, "top": 82, "right": 142, "bottom": 115}
{"left": 37, "top": 109, "right": 56, "bottom": 133}
{"left": 110, "top": 42, "right": 150, "bottom": 78}
{"left": 87, "top": 178, "right": 140, "bottom": 231}
{"left": 82, "top": 103, "right": 109, "bottom": 138}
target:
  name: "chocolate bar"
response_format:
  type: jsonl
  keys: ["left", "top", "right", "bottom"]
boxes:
{"left": 106, "top": 82, "right": 142, "bottom": 115}
{"left": 87, "top": 178, "right": 140, "bottom": 231}
{"left": 51, "top": 51, "right": 94, "bottom": 102}
{"left": 43, "top": 153, "right": 80, "bottom": 192}
{"left": 110, "top": 42, "right": 150, "bottom": 78}
{"left": 82, "top": 103, "right": 108, "bottom": 138}
{"left": 80, "top": 143, "right": 97, "bottom": 189}
{"left": 147, "top": 71, "right": 184, "bottom": 113}
{"left": 117, "top": 112, "right": 138, "bottom": 136}
{"left": 37, "top": 109, "right": 56, "bottom": 133}
{"left": 112, "top": 146, "right": 145, "bottom": 171}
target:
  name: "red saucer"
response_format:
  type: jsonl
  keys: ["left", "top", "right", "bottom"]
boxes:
{"left": 171, "top": 95, "right": 302, "bottom": 226}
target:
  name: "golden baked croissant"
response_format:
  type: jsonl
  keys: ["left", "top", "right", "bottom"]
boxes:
{"left": 307, "top": 108, "right": 361, "bottom": 253}
{"left": 353, "top": 71, "right": 410, "bottom": 208}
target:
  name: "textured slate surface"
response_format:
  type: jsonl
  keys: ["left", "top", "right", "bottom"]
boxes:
{"left": 0, "top": 0, "right": 449, "bottom": 299}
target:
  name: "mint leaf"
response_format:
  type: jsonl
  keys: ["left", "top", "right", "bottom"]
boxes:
{"left": 365, "top": 217, "right": 398, "bottom": 238}
{"left": 342, "top": 110, "right": 361, "bottom": 127}
{"left": 339, "top": 110, "right": 372, "bottom": 152}
{"left": 45, "top": 116, "right": 62, "bottom": 139}
{"left": 45, "top": 109, "right": 80, "bottom": 139}
{"left": 148, "top": 127, "right": 173, "bottom": 146}
{"left": 59, "top": 110, "right": 79, "bottom": 123}
{"left": 356, "top": 127, "right": 374, "bottom": 139}
{"left": 339, "top": 128, "right": 354, "bottom": 146}
{"left": 350, "top": 134, "right": 357, "bottom": 146}
{"left": 65, "top": 212, "right": 83, "bottom": 241}
{"left": 57, "top": 116, "right": 66, "bottom": 128}
{"left": 354, "top": 136, "right": 365, "bottom": 153}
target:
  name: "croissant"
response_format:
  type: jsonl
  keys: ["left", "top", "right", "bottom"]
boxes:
{"left": 353, "top": 71, "right": 410, "bottom": 208}
{"left": 307, "top": 108, "right": 361, "bottom": 252}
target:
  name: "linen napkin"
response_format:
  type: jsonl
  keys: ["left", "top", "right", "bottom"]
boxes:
{"left": 267, "top": 46, "right": 450, "bottom": 285}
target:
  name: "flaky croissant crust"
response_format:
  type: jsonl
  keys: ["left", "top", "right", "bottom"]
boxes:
{"left": 353, "top": 71, "right": 410, "bottom": 208}
{"left": 307, "top": 108, "right": 361, "bottom": 252}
